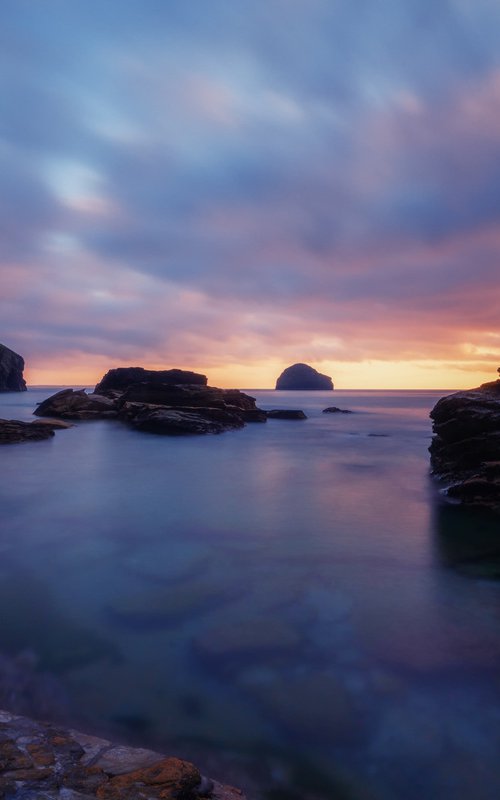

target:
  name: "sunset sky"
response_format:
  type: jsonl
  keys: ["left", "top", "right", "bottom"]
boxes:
{"left": 2, "top": 0, "right": 500, "bottom": 389}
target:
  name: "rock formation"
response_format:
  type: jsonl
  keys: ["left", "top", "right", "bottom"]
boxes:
{"left": 0, "top": 709, "right": 245, "bottom": 799}
{"left": 275, "top": 363, "right": 333, "bottom": 390}
{"left": 323, "top": 406, "right": 352, "bottom": 414}
{"left": 0, "top": 344, "right": 27, "bottom": 392}
{"left": 266, "top": 409, "right": 307, "bottom": 419}
{"left": 34, "top": 373, "right": 267, "bottom": 435}
{"left": 429, "top": 374, "right": 500, "bottom": 513}
{"left": 94, "top": 367, "right": 207, "bottom": 394}
{"left": 0, "top": 419, "right": 65, "bottom": 444}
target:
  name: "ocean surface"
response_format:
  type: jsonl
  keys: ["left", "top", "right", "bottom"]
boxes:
{"left": 1, "top": 387, "right": 500, "bottom": 800}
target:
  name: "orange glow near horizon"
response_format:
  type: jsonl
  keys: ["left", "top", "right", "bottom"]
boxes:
{"left": 24, "top": 356, "right": 497, "bottom": 391}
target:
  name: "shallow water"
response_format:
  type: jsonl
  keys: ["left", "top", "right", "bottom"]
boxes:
{"left": 1, "top": 388, "right": 500, "bottom": 799}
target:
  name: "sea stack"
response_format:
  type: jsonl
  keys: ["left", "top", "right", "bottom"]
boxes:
{"left": 0, "top": 343, "right": 27, "bottom": 392}
{"left": 429, "top": 369, "right": 500, "bottom": 513}
{"left": 275, "top": 363, "right": 333, "bottom": 390}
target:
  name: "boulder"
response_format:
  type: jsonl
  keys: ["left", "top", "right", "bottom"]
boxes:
{"left": 34, "top": 389, "right": 118, "bottom": 420}
{"left": 94, "top": 367, "right": 207, "bottom": 395}
{"left": 266, "top": 409, "right": 307, "bottom": 420}
{"left": 0, "top": 419, "right": 56, "bottom": 444}
{"left": 323, "top": 406, "right": 353, "bottom": 414}
{"left": 429, "top": 377, "right": 500, "bottom": 513}
{"left": 275, "top": 363, "right": 333, "bottom": 390}
{"left": 0, "top": 344, "right": 27, "bottom": 392}
{"left": 127, "top": 406, "right": 244, "bottom": 435}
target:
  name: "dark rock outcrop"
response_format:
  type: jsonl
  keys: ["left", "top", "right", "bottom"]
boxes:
{"left": 0, "top": 344, "right": 27, "bottom": 392}
{"left": 429, "top": 378, "right": 500, "bottom": 513}
{"left": 34, "top": 389, "right": 118, "bottom": 420}
{"left": 266, "top": 409, "right": 307, "bottom": 420}
{"left": 275, "top": 363, "right": 333, "bottom": 390}
{"left": 0, "top": 419, "right": 59, "bottom": 444}
{"left": 34, "top": 375, "right": 267, "bottom": 435}
{"left": 323, "top": 406, "right": 353, "bottom": 414}
{"left": 94, "top": 367, "right": 207, "bottom": 395}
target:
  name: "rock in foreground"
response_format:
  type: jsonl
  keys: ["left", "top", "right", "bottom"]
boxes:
{"left": 429, "top": 377, "right": 500, "bottom": 513}
{"left": 275, "top": 363, "right": 333, "bottom": 390}
{"left": 0, "top": 709, "right": 245, "bottom": 799}
{"left": 0, "top": 419, "right": 58, "bottom": 444}
{"left": 0, "top": 343, "right": 27, "bottom": 392}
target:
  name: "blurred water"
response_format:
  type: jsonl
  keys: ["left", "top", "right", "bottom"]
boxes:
{"left": 1, "top": 387, "right": 500, "bottom": 800}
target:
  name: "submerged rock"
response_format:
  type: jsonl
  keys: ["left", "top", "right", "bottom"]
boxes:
{"left": 429, "top": 376, "right": 500, "bottom": 513}
{"left": 0, "top": 343, "right": 27, "bottom": 392}
{"left": 266, "top": 409, "right": 307, "bottom": 420}
{"left": 323, "top": 406, "right": 353, "bottom": 414}
{"left": 275, "top": 363, "right": 333, "bottom": 390}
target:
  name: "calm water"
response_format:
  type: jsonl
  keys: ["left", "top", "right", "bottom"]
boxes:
{"left": 1, "top": 388, "right": 500, "bottom": 799}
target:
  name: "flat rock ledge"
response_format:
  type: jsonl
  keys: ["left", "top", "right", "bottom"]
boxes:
{"left": 0, "top": 709, "right": 245, "bottom": 800}
{"left": 0, "top": 418, "right": 63, "bottom": 444}
{"left": 429, "top": 378, "right": 500, "bottom": 513}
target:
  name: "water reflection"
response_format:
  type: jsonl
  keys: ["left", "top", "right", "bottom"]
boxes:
{"left": 433, "top": 502, "right": 500, "bottom": 579}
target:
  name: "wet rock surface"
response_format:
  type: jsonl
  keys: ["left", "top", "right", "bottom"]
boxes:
{"left": 0, "top": 344, "right": 27, "bottom": 392}
{"left": 0, "top": 418, "right": 58, "bottom": 444}
{"left": 0, "top": 710, "right": 245, "bottom": 800}
{"left": 266, "top": 409, "right": 307, "bottom": 420}
{"left": 322, "top": 407, "right": 353, "bottom": 414}
{"left": 275, "top": 363, "right": 333, "bottom": 390}
{"left": 429, "top": 378, "right": 500, "bottom": 513}
{"left": 33, "top": 376, "right": 266, "bottom": 436}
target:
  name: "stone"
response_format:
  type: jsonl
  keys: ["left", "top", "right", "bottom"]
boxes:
{"left": 0, "top": 418, "right": 56, "bottom": 444}
{"left": 266, "top": 409, "right": 307, "bottom": 420}
{"left": 128, "top": 406, "right": 242, "bottom": 435}
{"left": 0, "top": 710, "right": 246, "bottom": 799}
{"left": 322, "top": 406, "right": 353, "bottom": 414}
{"left": 0, "top": 343, "right": 27, "bottom": 392}
{"left": 275, "top": 363, "right": 333, "bottom": 390}
{"left": 34, "top": 389, "right": 118, "bottom": 420}
{"left": 94, "top": 367, "right": 207, "bottom": 395}
{"left": 96, "top": 756, "right": 201, "bottom": 800}
{"left": 429, "top": 377, "right": 500, "bottom": 513}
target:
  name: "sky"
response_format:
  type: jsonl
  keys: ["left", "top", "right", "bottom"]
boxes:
{"left": 1, "top": 0, "right": 500, "bottom": 389}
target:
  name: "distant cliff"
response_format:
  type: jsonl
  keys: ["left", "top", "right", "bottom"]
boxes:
{"left": 0, "top": 344, "right": 27, "bottom": 392}
{"left": 276, "top": 363, "right": 333, "bottom": 390}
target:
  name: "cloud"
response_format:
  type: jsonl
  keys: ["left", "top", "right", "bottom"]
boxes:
{"left": 1, "top": 0, "right": 500, "bottom": 385}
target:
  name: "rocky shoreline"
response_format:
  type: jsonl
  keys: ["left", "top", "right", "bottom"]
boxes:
{"left": 0, "top": 709, "right": 245, "bottom": 800}
{"left": 429, "top": 376, "right": 500, "bottom": 514}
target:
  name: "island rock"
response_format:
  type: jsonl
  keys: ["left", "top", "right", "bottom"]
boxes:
{"left": 429, "top": 376, "right": 500, "bottom": 513}
{"left": 275, "top": 363, "right": 333, "bottom": 390}
{"left": 0, "top": 344, "right": 27, "bottom": 392}
{"left": 94, "top": 367, "right": 207, "bottom": 395}
{"left": 34, "top": 373, "right": 267, "bottom": 435}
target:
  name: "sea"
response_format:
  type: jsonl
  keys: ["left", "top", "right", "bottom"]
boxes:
{"left": 1, "top": 387, "right": 500, "bottom": 800}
